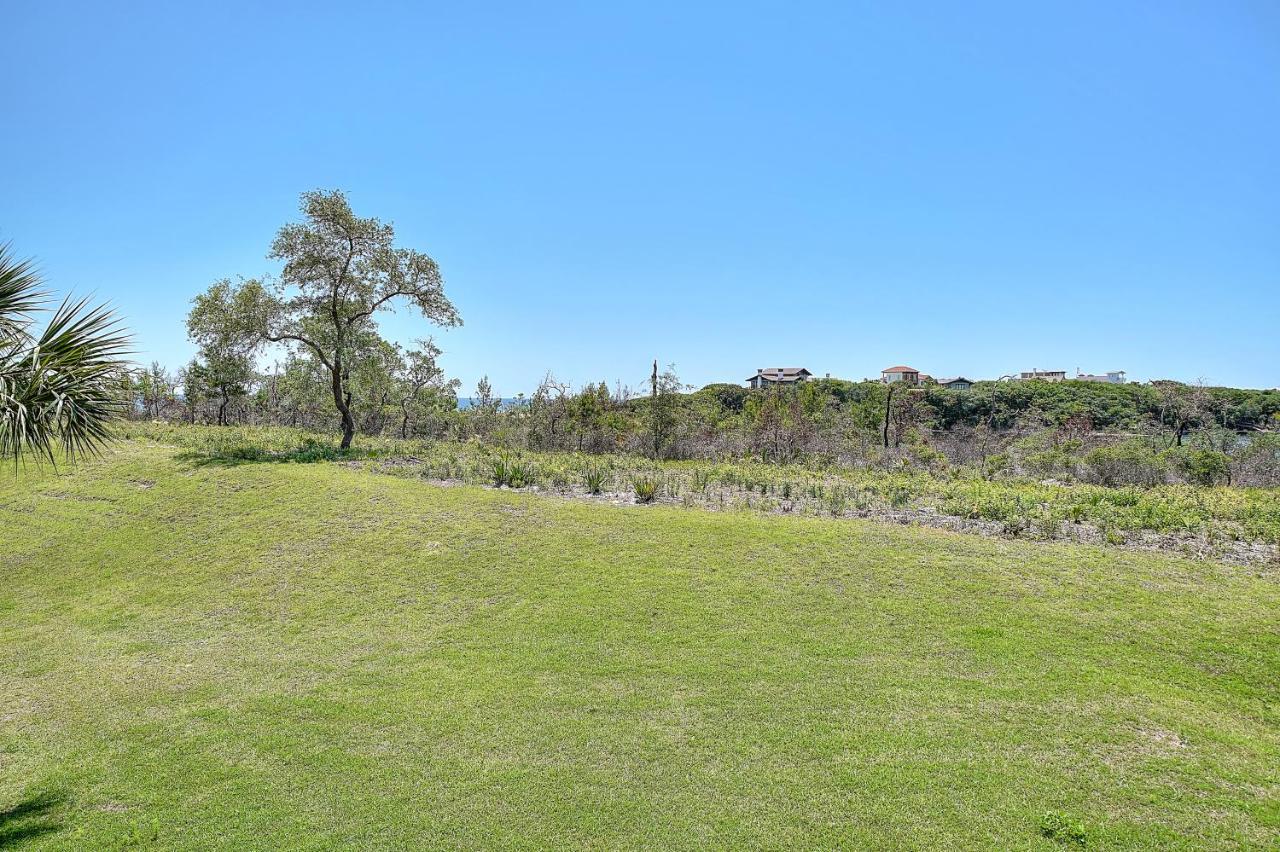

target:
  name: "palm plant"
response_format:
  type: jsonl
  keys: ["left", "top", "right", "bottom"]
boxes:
{"left": 0, "top": 245, "right": 131, "bottom": 463}
{"left": 583, "top": 465, "right": 607, "bottom": 495}
{"left": 631, "top": 473, "right": 659, "bottom": 503}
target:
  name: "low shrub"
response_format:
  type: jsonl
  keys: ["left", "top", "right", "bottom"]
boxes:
{"left": 507, "top": 458, "right": 536, "bottom": 488}
{"left": 1022, "top": 446, "right": 1078, "bottom": 481}
{"left": 1232, "top": 433, "right": 1280, "bottom": 487}
{"left": 1038, "top": 810, "right": 1087, "bottom": 846}
{"left": 492, "top": 454, "right": 536, "bottom": 488}
{"left": 887, "top": 485, "right": 913, "bottom": 509}
{"left": 982, "top": 453, "right": 1010, "bottom": 480}
{"left": 632, "top": 474, "right": 659, "bottom": 503}
{"left": 290, "top": 437, "right": 343, "bottom": 463}
{"left": 1164, "top": 447, "right": 1231, "bottom": 487}
{"left": 491, "top": 454, "right": 512, "bottom": 486}
{"left": 583, "top": 466, "right": 607, "bottom": 494}
{"left": 1081, "top": 441, "right": 1167, "bottom": 488}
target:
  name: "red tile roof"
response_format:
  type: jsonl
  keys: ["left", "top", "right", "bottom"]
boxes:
{"left": 882, "top": 366, "right": 918, "bottom": 373}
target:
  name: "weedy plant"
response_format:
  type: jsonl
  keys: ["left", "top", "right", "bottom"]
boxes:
{"left": 583, "top": 466, "right": 607, "bottom": 495}
{"left": 492, "top": 454, "right": 536, "bottom": 488}
{"left": 491, "top": 454, "right": 512, "bottom": 487}
{"left": 1038, "top": 811, "right": 1087, "bottom": 847}
{"left": 507, "top": 458, "right": 536, "bottom": 488}
{"left": 632, "top": 474, "right": 659, "bottom": 503}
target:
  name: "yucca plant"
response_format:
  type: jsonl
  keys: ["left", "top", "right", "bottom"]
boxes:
{"left": 491, "top": 453, "right": 512, "bottom": 486}
{"left": 583, "top": 465, "right": 607, "bottom": 495}
{"left": 1, "top": 245, "right": 131, "bottom": 464}
{"left": 492, "top": 453, "right": 537, "bottom": 488}
{"left": 506, "top": 457, "right": 536, "bottom": 488}
{"left": 632, "top": 474, "right": 658, "bottom": 503}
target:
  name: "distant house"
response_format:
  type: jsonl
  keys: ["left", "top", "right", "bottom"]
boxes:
{"left": 746, "top": 367, "right": 813, "bottom": 388}
{"left": 1076, "top": 370, "right": 1126, "bottom": 384}
{"left": 936, "top": 376, "right": 975, "bottom": 391}
{"left": 1019, "top": 369, "right": 1067, "bottom": 382}
{"left": 881, "top": 366, "right": 920, "bottom": 385}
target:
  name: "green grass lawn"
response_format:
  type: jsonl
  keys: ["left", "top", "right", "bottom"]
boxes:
{"left": 2, "top": 439, "right": 1278, "bottom": 849}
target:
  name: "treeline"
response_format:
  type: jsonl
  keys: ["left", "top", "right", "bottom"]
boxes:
{"left": 119, "top": 361, "right": 1280, "bottom": 487}
{"left": 703, "top": 377, "right": 1280, "bottom": 435}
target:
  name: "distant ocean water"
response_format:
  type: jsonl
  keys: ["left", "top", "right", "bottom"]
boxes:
{"left": 456, "top": 397, "right": 525, "bottom": 411}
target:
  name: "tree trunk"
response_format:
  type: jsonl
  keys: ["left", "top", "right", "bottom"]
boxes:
{"left": 650, "top": 359, "right": 659, "bottom": 458}
{"left": 331, "top": 355, "right": 356, "bottom": 449}
{"left": 883, "top": 384, "right": 894, "bottom": 449}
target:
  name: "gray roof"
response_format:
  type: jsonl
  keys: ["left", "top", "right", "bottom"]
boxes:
{"left": 746, "top": 367, "right": 812, "bottom": 382}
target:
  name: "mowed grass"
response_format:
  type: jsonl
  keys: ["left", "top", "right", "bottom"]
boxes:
{"left": 1, "top": 440, "right": 1278, "bottom": 849}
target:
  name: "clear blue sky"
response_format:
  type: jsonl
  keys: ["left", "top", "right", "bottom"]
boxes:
{"left": 5, "top": 1, "right": 1278, "bottom": 393}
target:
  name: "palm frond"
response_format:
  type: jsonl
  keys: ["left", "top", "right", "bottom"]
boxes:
{"left": 0, "top": 249, "right": 132, "bottom": 465}
{"left": 0, "top": 243, "right": 47, "bottom": 340}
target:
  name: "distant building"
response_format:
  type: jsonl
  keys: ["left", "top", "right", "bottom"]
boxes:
{"left": 1076, "top": 370, "right": 1126, "bottom": 384}
{"left": 936, "top": 376, "right": 975, "bottom": 391}
{"left": 1019, "top": 369, "right": 1067, "bottom": 382}
{"left": 746, "top": 367, "right": 812, "bottom": 388}
{"left": 881, "top": 365, "right": 921, "bottom": 385}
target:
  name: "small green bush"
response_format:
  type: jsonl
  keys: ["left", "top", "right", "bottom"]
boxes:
{"left": 491, "top": 454, "right": 512, "bottom": 487}
{"left": 492, "top": 454, "right": 536, "bottom": 488}
{"left": 1164, "top": 447, "right": 1231, "bottom": 487}
{"left": 290, "top": 438, "right": 342, "bottom": 463}
{"left": 507, "top": 458, "right": 536, "bottom": 488}
{"left": 1038, "top": 810, "right": 1087, "bottom": 846}
{"left": 1023, "top": 445, "right": 1078, "bottom": 480}
{"left": 982, "top": 453, "right": 1010, "bottom": 480}
{"left": 1081, "top": 441, "right": 1166, "bottom": 488}
{"left": 632, "top": 474, "right": 659, "bottom": 503}
{"left": 583, "top": 466, "right": 607, "bottom": 494}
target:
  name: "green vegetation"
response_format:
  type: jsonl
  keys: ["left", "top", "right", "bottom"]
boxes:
{"left": 630, "top": 472, "right": 659, "bottom": 503}
{"left": 101, "top": 193, "right": 1277, "bottom": 500}
{"left": 179, "top": 190, "right": 460, "bottom": 448}
{"left": 121, "top": 423, "right": 1280, "bottom": 555}
{"left": 124, "top": 355, "right": 1280, "bottom": 492}
{"left": 2, "top": 437, "right": 1278, "bottom": 847}
{"left": 0, "top": 244, "right": 130, "bottom": 462}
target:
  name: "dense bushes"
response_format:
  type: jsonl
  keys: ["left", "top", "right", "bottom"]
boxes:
{"left": 1233, "top": 434, "right": 1280, "bottom": 488}
{"left": 1081, "top": 441, "right": 1169, "bottom": 487}
{"left": 1165, "top": 447, "right": 1232, "bottom": 486}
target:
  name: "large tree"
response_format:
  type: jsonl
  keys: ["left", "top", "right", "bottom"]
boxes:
{"left": 198, "top": 191, "right": 460, "bottom": 447}
{"left": 0, "top": 245, "right": 131, "bottom": 463}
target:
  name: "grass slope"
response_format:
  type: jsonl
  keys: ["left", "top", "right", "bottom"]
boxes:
{"left": 1, "top": 440, "right": 1278, "bottom": 849}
